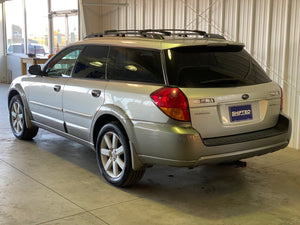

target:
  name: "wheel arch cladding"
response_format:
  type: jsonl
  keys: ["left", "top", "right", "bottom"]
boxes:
{"left": 8, "top": 88, "right": 34, "bottom": 129}
{"left": 8, "top": 89, "right": 19, "bottom": 107}
{"left": 92, "top": 110, "right": 144, "bottom": 170}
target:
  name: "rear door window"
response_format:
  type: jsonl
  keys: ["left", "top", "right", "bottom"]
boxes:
{"left": 107, "top": 47, "right": 164, "bottom": 84}
{"left": 72, "top": 45, "right": 109, "bottom": 79}
{"left": 164, "top": 46, "right": 271, "bottom": 87}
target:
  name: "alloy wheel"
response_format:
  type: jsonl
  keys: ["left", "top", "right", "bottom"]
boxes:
{"left": 100, "top": 131, "right": 125, "bottom": 179}
{"left": 11, "top": 101, "right": 24, "bottom": 135}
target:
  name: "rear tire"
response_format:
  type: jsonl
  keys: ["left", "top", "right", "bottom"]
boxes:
{"left": 9, "top": 95, "right": 38, "bottom": 140}
{"left": 96, "top": 121, "right": 145, "bottom": 187}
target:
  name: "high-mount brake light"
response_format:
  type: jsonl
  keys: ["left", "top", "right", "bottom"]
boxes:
{"left": 150, "top": 87, "right": 190, "bottom": 122}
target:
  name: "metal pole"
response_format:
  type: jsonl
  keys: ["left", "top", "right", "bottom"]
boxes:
{"left": 183, "top": 0, "right": 187, "bottom": 29}
{"left": 162, "top": 0, "right": 165, "bottom": 29}
{"left": 195, "top": 0, "right": 199, "bottom": 30}
{"left": 282, "top": 0, "right": 292, "bottom": 112}
{"left": 172, "top": 0, "right": 176, "bottom": 30}
{"left": 235, "top": 0, "right": 240, "bottom": 42}
{"left": 78, "top": 0, "right": 81, "bottom": 40}
{"left": 2, "top": 2, "right": 8, "bottom": 83}
{"left": 65, "top": 14, "right": 69, "bottom": 46}
{"left": 221, "top": 0, "right": 226, "bottom": 35}
{"left": 208, "top": 0, "right": 212, "bottom": 33}
{"left": 250, "top": 0, "right": 256, "bottom": 55}
{"left": 48, "top": 0, "right": 54, "bottom": 54}
{"left": 2, "top": 1, "right": 7, "bottom": 56}
{"left": 23, "top": 0, "right": 28, "bottom": 54}
{"left": 143, "top": 0, "right": 145, "bottom": 29}
{"left": 266, "top": 0, "right": 273, "bottom": 76}
{"left": 152, "top": 0, "right": 155, "bottom": 29}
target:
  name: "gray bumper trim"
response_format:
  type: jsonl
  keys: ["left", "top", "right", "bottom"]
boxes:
{"left": 139, "top": 141, "right": 289, "bottom": 167}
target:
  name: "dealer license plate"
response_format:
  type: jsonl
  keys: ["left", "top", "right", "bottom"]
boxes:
{"left": 229, "top": 105, "right": 253, "bottom": 122}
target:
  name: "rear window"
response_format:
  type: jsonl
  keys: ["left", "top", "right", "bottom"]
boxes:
{"left": 164, "top": 46, "right": 271, "bottom": 87}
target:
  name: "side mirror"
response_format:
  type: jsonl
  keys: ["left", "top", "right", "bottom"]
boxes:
{"left": 28, "top": 65, "right": 43, "bottom": 75}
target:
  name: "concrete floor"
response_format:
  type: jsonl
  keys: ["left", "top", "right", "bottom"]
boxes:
{"left": 1, "top": 83, "right": 300, "bottom": 225}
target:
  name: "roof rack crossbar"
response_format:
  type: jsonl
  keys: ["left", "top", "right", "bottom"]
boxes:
{"left": 141, "top": 29, "right": 207, "bottom": 36}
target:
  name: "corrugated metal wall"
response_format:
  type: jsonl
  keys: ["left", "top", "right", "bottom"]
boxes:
{"left": 82, "top": 0, "right": 300, "bottom": 149}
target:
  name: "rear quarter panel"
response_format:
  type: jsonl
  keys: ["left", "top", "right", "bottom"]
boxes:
{"left": 104, "top": 81, "right": 168, "bottom": 123}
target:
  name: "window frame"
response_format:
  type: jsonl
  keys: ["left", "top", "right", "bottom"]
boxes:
{"left": 42, "top": 45, "right": 84, "bottom": 78}
{"left": 163, "top": 47, "right": 272, "bottom": 88}
{"left": 106, "top": 46, "right": 165, "bottom": 85}
{"left": 71, "top": 44, "right": 110, "bottom": 80}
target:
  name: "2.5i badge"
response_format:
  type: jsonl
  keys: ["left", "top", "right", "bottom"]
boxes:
{"left": 229, "top": 105, "right": 253, "bottom": 122}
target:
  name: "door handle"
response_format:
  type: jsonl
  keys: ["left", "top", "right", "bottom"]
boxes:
{"left": 54, "top": 85, "right": 61, "bottom": 92}
{"left": 91, "top": 90, "right": 101, "bottom": 98}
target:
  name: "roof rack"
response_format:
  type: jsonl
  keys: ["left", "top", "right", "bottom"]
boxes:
{"left": 105, "top": 29, "right": 165, "bottom": 39}
{"left": 84, "top": 29, "right": 225, "bottom": 40}
{"left": 142, "top": 29, "right": 207, "bottom": 36}
{"left": 84, "top": 33, "right": 105, "bottom": 39}
{"left": 104, "top": 29, "right": 141, "bottom": 35}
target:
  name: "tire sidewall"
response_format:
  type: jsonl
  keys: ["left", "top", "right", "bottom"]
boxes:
{"left": 9, "top": 96, "right": 26, "bottom": 139}
{"left": 96, "top": 122, "right": 132, "bottom": 186}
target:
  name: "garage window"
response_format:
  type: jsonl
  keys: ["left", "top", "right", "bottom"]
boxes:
{"left": 6, "top": 0, "right": 25, "bottom": 54}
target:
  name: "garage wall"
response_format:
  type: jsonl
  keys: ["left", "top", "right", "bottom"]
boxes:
{"left": 82, "top": 0, "right": 300, "bottom": 149}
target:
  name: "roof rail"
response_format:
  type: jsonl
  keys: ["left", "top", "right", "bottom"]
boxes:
{"left": 84, "top": 31, "right": 140, "bottom": 39}
{"left": 104, "top": 29, "right": 141, "bottom": 35}
{"left": 84, "top": 30, "right": 165, "bottom": 39}
{"left": 204, "top": 33, "right": 226, "bottom": 39}
{"left": 105, "top": 29, "right": 165, "bottom": 39}
{"left": 84, "top": 29, "right": 225, "bottom": 40}
{"left": 84, "top": 33, "right": 105, "bottom": 39}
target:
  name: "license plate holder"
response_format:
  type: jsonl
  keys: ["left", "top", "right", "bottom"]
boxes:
{"left": 229, "top": 105, "right": 253, "bottom": 122}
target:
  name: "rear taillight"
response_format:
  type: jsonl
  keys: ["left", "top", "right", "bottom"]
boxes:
{"left": 280, "top": 87, "right": 283, "bottom": 111}
{"left": 150, "top": 87, "right": 190, "bottom": 122}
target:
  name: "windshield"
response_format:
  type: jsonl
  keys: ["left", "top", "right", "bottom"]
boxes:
{"left": 164, "top": 46, "right": 271, "bottom": 88}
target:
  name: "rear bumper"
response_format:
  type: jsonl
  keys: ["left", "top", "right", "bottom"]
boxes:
{"left": 202, "top": 114, "right": 290, "bottom": 146}
{"left": 133, "top": 113, "right": 291, "bottom": 167}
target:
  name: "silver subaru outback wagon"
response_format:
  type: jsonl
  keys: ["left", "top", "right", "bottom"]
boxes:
{"left": 8, "top": 30, "right": 291, "bottom": 187}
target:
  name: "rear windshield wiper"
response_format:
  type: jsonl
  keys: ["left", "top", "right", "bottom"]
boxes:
{"left": 198, "top": 78, "right": 242, "bottom": 85}
{"left": 179, "top": 78, "right": 247, "bottom": 88}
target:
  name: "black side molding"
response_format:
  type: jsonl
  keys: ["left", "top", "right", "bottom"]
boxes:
{"left": 202, "top": 114, "right": 290, "bottom": 147}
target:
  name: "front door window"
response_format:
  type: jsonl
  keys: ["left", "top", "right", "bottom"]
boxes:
{"left": 44, "top": 47, "right": 83, "bottom": 77}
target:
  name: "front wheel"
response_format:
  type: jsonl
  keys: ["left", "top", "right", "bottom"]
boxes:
{"left": 9, "top": 95, "right": 39, "bottom": 140}
{"left": 96, "top": 122, "right": 145, "bottom": 187}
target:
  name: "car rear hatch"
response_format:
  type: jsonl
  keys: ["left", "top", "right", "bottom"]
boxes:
{"left": 164, "top": 44, "right": 282, "bottom": 138}
{"left": 182, "top": 83, "right": 281, "bottom": 138}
